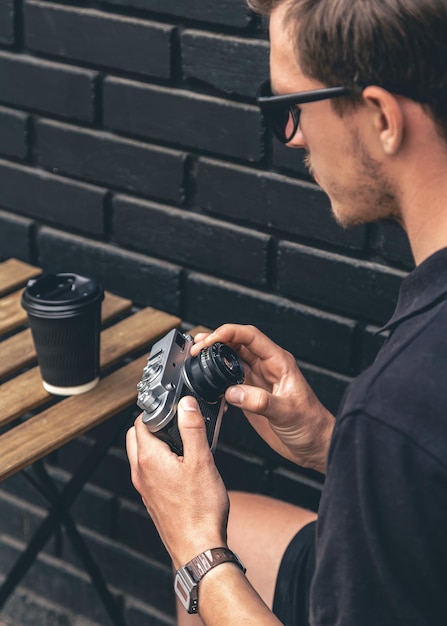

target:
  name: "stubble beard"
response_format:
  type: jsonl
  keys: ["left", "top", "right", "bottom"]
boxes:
{"left": 303, "top": 140, "right": 401, "bottom": 229}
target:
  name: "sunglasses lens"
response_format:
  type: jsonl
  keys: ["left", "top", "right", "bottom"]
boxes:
{"left": 257, "top": 81, "right": 300, "bottom": 144}
{"left": 268, "top": 107, "right": 299, "bottom": 144}
{"left": 280, "top": 107, "right": 299, "bottom": 143}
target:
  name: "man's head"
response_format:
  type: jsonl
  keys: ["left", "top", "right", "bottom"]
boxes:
{"left": 249, "top": 0, "right": 447, "bottom": 141}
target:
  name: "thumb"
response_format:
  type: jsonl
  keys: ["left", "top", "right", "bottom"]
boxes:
{"left": 177, "top": 396, "right": 210, "bottom": 458}
{"left": 226, "top": 384, "right": 272, "bottom": 416}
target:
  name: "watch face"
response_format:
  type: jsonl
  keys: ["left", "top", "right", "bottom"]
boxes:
{"left": 175, "top": 569, "right": 198, "bottom": 613}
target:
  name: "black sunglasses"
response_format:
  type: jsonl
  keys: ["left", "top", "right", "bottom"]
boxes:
{"left": 256, "top": 79, "right": 355, "bottom": 144}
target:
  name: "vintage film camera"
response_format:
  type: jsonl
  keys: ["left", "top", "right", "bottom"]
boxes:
{"left": 136, "top": 329, "right": 244, "bottom": 455}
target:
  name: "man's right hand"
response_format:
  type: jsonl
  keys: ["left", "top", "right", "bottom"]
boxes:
{"left": 192, "top": 324, "right": 335, "bottom": 475}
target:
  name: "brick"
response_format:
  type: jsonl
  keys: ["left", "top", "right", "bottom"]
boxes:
{"left": 0, "top": 159, "right": 106, "bottom": 235}
{"left": 60, "top": 528, "right": 175, "bottom": 615}
{"left": 52, "top": 437, "right": 141, "bottom": 505}
{"left": 186, "top": 272, "right": 357, "bottom": 374}
{"left": 43, "top": 466, "right": 117, "bottom": 540}
{"left": 0, "top": 490, "right": 45, "bottom": 544}
{"left": 25, "top": 2, "right": 173, "bottom": 79}
{"left": 0, "top": 486, "right": 61, "bottom": 557}
{"left": 0, "top": 474, "right": 39, "bottom": 507}
{"left": 271, "top": 466, "right": 323, "bottom": 512}
{"left": 214, "top": 445, "right": 268, "bottom": 493}
{"left": 0, "top": 0, "right": 14, "bottom": 45}
{"left": 99, "top": 0, "right": 252, "bottom": 28}
{"left": 0, "top": 106, "right": 28, "bottom": 160}
{"left": 218, "top": 403, "right": 279, "bottom": 458}
{"left": 181, "top": 30, "right": 268, "bottom": 97}
{"left": 277, "top": 241, "right": 406, "bottom": 325}
{"left": 370, "top": 219, "right": 415, "bottom": 270}
{"left": 114, "top": 500, "right": 171, "bottom": 565}
{"left": 125, "top": 601, "right": 175, "bottom": 626}
{"left": 0, "top": 583, "right": 103, "bottom": 626}
{"left": 112, "top": 194, "right": 270, "bottom": 287}
{"left": 300, "top": 362, "right": 351, "bottom": 416}
{"left": 0, "top": 209, "right": 34, "bottom": 262}
{"left": 197, "top": 158, "right": 367, "bottom": 250}
{"left": 0, "top": 51, "right": 95, "bottom": 122}
{"left": 0, "top": 498, "right": 173, "bottom": 624}
{"left": 104, "top": 77, "right": 262, "bottom": 161}
{"left": 35, "top": 119, "right": 187, "bottom": 203}
{"left": 37, "top": 227, "right": 182, "bottom": 313}
{"left": 0, "top": 535, "right": 118, "bottom": 623}
{"left": 52, "top": 414, "right": 141, "bottom": 503}
{"left": 217, "top": 407, "right": 326, "bottom": 510}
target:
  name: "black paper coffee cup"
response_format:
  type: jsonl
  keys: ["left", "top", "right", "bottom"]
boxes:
{"left": 21, "top": 273, "right": 104, "bottom": 396}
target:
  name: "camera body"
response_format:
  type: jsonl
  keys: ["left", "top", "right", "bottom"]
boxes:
{"left": 136, "top": 329, "right": 244, "bottom": 455}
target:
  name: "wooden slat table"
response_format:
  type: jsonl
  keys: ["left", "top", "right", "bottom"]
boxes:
{"left": 0, "top": 258, "right": 182, "bottom": 624}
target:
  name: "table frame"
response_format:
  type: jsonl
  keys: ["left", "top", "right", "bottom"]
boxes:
{"left": 0, "top": 258, "right": 183, "bottom": 624}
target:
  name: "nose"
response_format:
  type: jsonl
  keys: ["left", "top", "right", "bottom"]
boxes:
{"left": 286, "top": 124, "right": 306, "bottom": 149}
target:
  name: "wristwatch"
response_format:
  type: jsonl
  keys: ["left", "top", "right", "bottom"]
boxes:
{"left": 174, "top": 547, "right": 246, "bottom": 614}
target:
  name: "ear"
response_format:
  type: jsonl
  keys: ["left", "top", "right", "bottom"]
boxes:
{"left": 361, "top": 86, "right": 404, "bottom": 155}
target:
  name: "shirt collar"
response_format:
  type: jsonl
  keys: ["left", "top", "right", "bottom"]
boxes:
{"left": 380, "top": 247, "right": 447, "bottom": 333}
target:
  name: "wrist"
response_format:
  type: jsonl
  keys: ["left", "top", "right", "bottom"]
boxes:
{"left": 172, "top": 535, "right": 228, "bottom": 571}
{"left": 174, "top": 547, "right": 246, "bottom": 614}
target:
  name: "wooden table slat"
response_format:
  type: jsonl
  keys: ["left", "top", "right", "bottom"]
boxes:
{"left": 0, "top": 328, "right": 36, "bottom": 380}
{"left": 0, "top": 290, "right": 26, "bottom": 335}
{"left": 101, "top": 292, "right": 133, "bottom": 321}
{"left": 0, "top": 355, "right": 148, "bottom": 482}
{"left": 0, "top": 259, "right": 41, "bottom": 297}
{"left": 0, "top": 368, "right": 49, "bottom": 425}
{"left": 100, "top": 307, "right": 181, "bottom": 368}
{"left": 0, "top": 308, "right": 181, "bottom": 427}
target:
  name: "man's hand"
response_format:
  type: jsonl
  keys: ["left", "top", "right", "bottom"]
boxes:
{"left": 193, "top": 324, "right": 335, "bottom": 474}
{"left": 126, "top": 396, "right": 229, "bottom": 569}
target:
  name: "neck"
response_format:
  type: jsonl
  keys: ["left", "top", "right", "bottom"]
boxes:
{"left": 399, "top": 162, "right": 447, "bottom": 266}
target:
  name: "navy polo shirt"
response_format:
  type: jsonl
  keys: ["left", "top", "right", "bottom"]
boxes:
{"left": 311, "top": 247, "right": 447, "bottom": 626}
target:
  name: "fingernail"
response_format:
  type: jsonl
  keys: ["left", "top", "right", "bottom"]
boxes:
{"left": 179, "top": 396, "right": 198, "bottom": 411}
{"left": 227, "top": 387, "right": 244, "bottom": 405}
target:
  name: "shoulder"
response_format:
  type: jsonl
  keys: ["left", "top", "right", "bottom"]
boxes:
{"left": 338, "top": 299, "right": 447, "bottom": 467}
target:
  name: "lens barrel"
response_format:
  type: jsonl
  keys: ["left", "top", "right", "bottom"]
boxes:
{"left": 184, "top": 343, "right": 244, "bottom": 403}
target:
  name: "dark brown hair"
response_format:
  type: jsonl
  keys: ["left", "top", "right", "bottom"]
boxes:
{"left": 248, "top": 0, "right": 447, "bottom": 139}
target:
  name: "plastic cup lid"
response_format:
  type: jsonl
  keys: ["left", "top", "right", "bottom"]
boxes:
{"left": 21, "top": 273, "right": 104, "bottom": 318}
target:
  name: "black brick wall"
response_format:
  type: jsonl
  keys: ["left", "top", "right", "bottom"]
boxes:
{"left": 0, "top": 1, "right": 413, "bottom": 624}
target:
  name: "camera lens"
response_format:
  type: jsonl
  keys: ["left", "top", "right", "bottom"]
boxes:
{"left": 183, "top": 343, "right": 244, "bottom": 402}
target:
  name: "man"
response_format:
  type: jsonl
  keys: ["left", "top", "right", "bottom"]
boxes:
{"left": 127, "top": 0, "right": 447, "bottom": 624}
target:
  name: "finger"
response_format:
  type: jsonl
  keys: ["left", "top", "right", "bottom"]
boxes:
{"left": 224, "top": 385, "right": 294, "bottom": 454}
{"left": 225, "top": 384, "right": 272, "bottom": 415}
{"left": 190, "top": 341, "right": 204, "bottom": 356}
{"left": 202, "top": 324, "right": 281, "bottom": 362}
{"left": 177, "top": 396, "right": 211, "bottom": 459}
{"left": 126, "top": 425, "right": 138, "bottom": 468}
{"left": 193, "top": 332, "right": 211, "bottom": 343}
{"left": 191, "top": 332, "right": 214, "bottom": 356}
{"left": 134, "top": 412, "right": 173, "bottom": 458}
{"left": 126, "top": 425, "right": 147, "bottom": 492}
{"left": 134, "top": 413, "right": 155, "bottom": 446}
